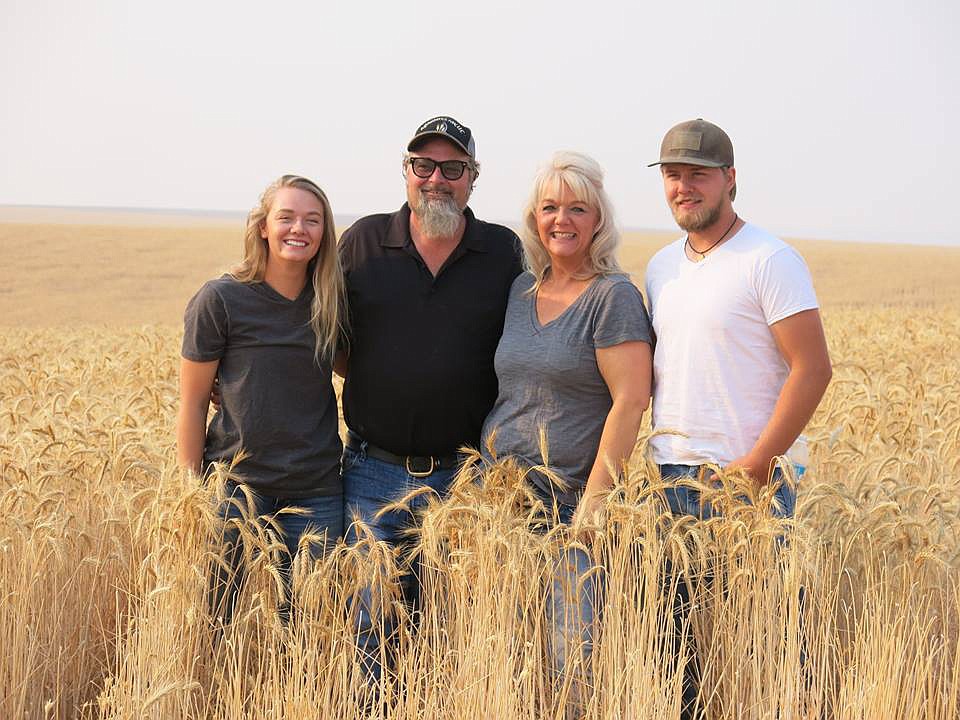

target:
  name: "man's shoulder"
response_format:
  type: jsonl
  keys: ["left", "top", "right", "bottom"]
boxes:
{"left": 735, "top": 223, "right": 793, "bottom": 257}
{"left": 729, "top": 224, "right": 815, "bottom": 288}
{"left": 464, "top": 211, "right": 523, "bottom": 274}
{"left": 647, "top": 237, "right": 685, "bottom": 272}
{"left": 468, "top": 213, "right": 522, "bottom": 253}
{"left": 340, "top": 209, "right": 402, "bottom": 243}
{"left": 470, "top": 214, "right": 517, "bottom": 238}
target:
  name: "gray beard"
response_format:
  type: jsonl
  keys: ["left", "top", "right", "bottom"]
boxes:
{"left": 412, "top": 193, "right": 463, "bottom": 238}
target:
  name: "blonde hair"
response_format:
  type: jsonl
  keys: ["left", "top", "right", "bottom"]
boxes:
{"left": 232, "top": 175, "right": 346, "bottom": 364}
{"left": 520, "top": 151, "right": 622, "bottom": 289}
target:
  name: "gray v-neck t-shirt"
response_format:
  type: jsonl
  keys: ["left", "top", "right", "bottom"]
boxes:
{"left": 481, "top": 271, "right": 651, "bottom": 508}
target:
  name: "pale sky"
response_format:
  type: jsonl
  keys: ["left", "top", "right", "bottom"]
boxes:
{"left": 2, "top": 0, "right": 958, "bottom": 245}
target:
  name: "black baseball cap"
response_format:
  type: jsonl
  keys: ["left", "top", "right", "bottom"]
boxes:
{"left": 407, "top": 115, "right": 476, "bottom": 159}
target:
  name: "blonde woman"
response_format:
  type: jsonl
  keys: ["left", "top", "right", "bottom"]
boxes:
{"left": 483, "top": 151, "right": 652, "bottom": 527}
{"left": 177, "top": 175, "right": 346, "bottom": 623}
{"left": 481, "top": 151, "right": 653, "bottom": 690}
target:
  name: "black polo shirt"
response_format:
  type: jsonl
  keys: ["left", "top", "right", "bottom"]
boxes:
{"left": 339, "top": 203, "right": 523, "bottom": 457}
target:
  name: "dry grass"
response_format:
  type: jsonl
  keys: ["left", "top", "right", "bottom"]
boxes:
{"left": 3, "top": 218, "right": 960, "bottom": 326}
{"left": 1, "top": 215, "right": 959, "bottom": 718}
{"left": 0, "top": 221, "right": 240, "bottom": 326}
{"left": 617, "top": 232, "right": 960, "bottom": 308}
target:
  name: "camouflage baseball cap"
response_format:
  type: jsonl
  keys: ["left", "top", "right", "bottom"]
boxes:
{"left": 649, "top": 118, "right": 734, "bottom": 168}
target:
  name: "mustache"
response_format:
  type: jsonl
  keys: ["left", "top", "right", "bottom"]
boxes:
{"left": 419, "top": 185, "right": 453, "bottom": 197}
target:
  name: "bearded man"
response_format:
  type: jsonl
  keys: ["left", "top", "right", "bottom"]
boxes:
{"left": 644, "top": 117, "right": 832, "bottom": 720}
{"left": 336, "top": 115, "right": 522, "bottom": 681}
{"left": 645, "top": 117, "right": 832, "bottom": 513}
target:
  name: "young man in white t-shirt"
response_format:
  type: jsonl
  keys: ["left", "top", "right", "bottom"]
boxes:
{"left": 645, "top": 118, "right": 832, "bottom": 516}
{"left": 645, "top": 118, "right": 832, "bottom": 720}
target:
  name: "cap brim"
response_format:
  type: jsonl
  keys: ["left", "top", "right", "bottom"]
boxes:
{"left": 407, "top": 131, "right": 472, "bottom": 157}
{"left": 648, "top": 156, "right": 728, "bottom": 168}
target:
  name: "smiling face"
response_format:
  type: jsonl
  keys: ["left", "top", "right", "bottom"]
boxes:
{"left": 406, "top": 137, "right": 473, "bottom": 215}
{"left": 535, "top": 182, "right": 600, "bottom": 269}
{"left": 661, "top": 163, "right": 736, "bottom": 233}
{"left": 259, "top": 186, "right": 325, "bottom": 267}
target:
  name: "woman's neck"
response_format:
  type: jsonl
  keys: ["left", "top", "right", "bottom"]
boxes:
{"left": 545, "top": 260, "right": 594, "bottom": 288}
{"left": 264, "top": 261, "right": 309, "bottom": 300}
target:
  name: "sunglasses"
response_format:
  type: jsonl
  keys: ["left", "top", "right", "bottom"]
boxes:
{"left": 407, "top": 157, "right": 473, "bottom": 181}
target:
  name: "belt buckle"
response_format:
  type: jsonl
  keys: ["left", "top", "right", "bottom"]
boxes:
{"left": 405, "top": 455, "right": 435, "bottom": 478}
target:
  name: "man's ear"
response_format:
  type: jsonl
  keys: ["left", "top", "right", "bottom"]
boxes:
{"left": 725, "top": 166, "right": 737, "bottom": 201}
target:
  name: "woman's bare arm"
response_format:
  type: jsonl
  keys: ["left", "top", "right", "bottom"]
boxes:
{"left": 573, "top": 340, "right": 653, "bottom": 525}
{"left": 176, "top": 357, "right": 220, "bottom": 474}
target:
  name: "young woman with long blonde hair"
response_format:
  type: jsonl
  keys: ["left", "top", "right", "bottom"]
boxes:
{"left": 177, "top": 174, "right": 346, "bottom": 623}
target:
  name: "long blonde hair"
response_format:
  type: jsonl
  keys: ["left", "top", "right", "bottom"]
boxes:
{"left": 232, "top": 175, "right": 346, "bottom": 364}
{"left": 520, "top": 151, "right": 622, "bottom": 290}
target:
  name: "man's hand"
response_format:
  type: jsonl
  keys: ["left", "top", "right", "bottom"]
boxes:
{"left": 729, "top": 309, "right": 831, "bottom": 490}
{"left": 210, "top": 378, "right": 222, "bottom": 410}
{"left": 726, "top": 452, "right": 774, "bottom": 488}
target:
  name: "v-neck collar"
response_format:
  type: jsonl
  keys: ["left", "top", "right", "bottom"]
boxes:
{"left": 531, "top": 274, "right": 601, "bottom": 330}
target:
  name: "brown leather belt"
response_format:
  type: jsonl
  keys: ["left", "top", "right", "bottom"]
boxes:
{"left": 345, "top": 431, "right": 459, "bottom": 478}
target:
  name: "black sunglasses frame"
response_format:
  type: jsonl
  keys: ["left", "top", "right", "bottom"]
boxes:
{"left": 407, "top": 157, "right": 473, "bottom": 181}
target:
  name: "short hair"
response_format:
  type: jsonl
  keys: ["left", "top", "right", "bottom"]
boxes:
{"left": 520, "top": 151, "right": 622, "bottom": 288}
{"left": 232, "top": 175, "right": 346, "bottom": 363}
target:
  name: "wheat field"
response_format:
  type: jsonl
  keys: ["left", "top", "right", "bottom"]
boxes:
{"left": 2, "top": 216, "right": 959, "bottom": 718}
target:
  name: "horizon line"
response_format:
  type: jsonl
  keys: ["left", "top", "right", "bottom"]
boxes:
{"left": 0, "top": 202, "right": 956, "bottom": 249}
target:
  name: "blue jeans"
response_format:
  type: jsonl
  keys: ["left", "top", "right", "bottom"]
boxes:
{"left": 657, "top": 464, "right": 798, "bottom": 719}
{"left": 342, "top": 444, "right": 457, "bottom": 684}
{"left": 209, "top": 480, "right": 344, "bottom": 625}
{"left": 658, "top": 464, "right": 797, "bottom": 519}
{"left": 543, "top": 502, "right": 597, "bottom": 696}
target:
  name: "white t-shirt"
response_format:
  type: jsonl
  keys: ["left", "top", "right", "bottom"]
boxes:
{"left": 644, "top": 223, "right": 819, "bottom": 466}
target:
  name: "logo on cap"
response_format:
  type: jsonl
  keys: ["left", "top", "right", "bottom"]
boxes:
{"left": 671, "top": 131, "right": 702, "bottom": 152}
{"left": 408, "top": 115, "right": 475, "bottom": 158}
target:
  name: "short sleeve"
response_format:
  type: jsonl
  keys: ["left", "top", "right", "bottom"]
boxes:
{"left": 335, "top": 322, "right": 351, "bottom": 357}
{"left": 182, "top": 281, "right": 228, "bottom": 361}
{"left": 338, "top": 224, "right": 359, "bottom": 275}
{"left": 507, "top": 233, "right": 525, "bottom": 281}
{"left": 756, "top": 247, "right": 819, "bottom": 325}
{"left": 593, "top": 278, "right": 653, "bottom": 348}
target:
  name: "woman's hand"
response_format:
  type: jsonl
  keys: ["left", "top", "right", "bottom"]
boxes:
{"left": 570, "top": 491, "right": 605, "bottom": 544}
{"left": 333, "top": 350, "right": 349, "bottom": 379}
{"left": 210, "top": 378, "right": 222, "bottom": 409}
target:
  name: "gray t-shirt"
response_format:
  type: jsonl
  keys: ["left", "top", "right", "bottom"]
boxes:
{"left": 182, "top": 275, "right": 341, "bottom": 497}
{"left": 481, "top": 271, "right": 652, "bottom": 508}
